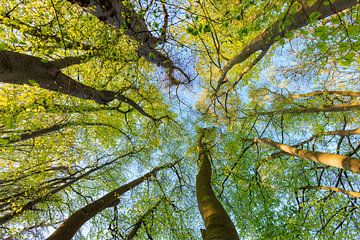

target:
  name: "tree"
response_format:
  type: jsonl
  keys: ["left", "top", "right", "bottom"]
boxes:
{"left": 0, "top": 0, "right": 359, "bottom": 239}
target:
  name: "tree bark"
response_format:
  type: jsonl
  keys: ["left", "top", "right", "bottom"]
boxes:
{"left": 196, "top": 130, "right": 239, "bottom": 240}
{"left": 216, "top": 0, "right": 358, "bottom": 90}
{"left": 253, "top": 138, "right": 360, "bottom": 174}
{"left": 257, "top": 128, "right": 360, "bottom": 167}
{"left": 47, "top": 160, "right": 178, "bottom": 240}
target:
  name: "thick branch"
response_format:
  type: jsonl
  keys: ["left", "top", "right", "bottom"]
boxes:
{"left": 47, "top": 160, "right": 179, "bottom": 240}
{"left": 253, "top": 138, "right": 360, "bottom": 173}
{"left": 257, "top": 127, "right": 360, "bottom": 167}
{"left": 216, "top": 0, "right": 358, "bottom": 89}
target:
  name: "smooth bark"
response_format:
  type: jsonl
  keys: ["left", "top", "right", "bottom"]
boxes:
{"left": 196, "top": 130, "right": 239, "bottom": 240}
{"left": 253, "top": 138, "right": 360, "bottom": 174}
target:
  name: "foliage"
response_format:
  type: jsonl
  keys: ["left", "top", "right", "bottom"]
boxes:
{"left": 0, "top": 0, "right": 359, "bottom": 239}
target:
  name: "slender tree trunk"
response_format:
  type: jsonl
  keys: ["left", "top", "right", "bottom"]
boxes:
{"left": 253, "top": 138, "right": 360, "bottom": 174}
{"left": 196, "top": 130, "right": 239, "bottom": 240}
{"left": 47, "top": 161, "right": 178, "bottom": 240}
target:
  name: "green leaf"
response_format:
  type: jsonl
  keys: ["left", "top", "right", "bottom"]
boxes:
{"left": 0, "top": 42, "right": 7, "bottom": 50}
{"left": 203, "top": 24, "right": 211, "bottom": 33}
{"left": 28, "top": 79, "right": 37, "bottom": 85}
{"left": 309, "top": 11, "right": 321, "bottom": 20}
{"left": 0, "top": 138, "right": 8, "bottom": 146}
{"left": 317, "top": 42, "right": 327, "bottom": 53}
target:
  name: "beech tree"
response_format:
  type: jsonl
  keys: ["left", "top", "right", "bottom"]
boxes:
{"left": 0, "top": 0, "right": 359, "bottom": 239}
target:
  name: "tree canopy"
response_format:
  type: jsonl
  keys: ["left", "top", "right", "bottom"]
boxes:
{"left": 0, "top": 0, "right": 359, "bottom": 239}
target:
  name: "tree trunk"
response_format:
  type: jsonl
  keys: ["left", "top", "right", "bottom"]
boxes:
{"left": 47, "top": 161, "right": 178, "bottom": 240}
{"left": 253, "top": 138, "right": 360, "bottom": 174}
{"left": 196, "top": 130, "right": 239, "bottom": 240}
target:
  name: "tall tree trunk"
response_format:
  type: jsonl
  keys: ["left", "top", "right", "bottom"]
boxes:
{"left": 196, "top": 130, "right": 239, "bottom": 240}
{"left": 253, "top": 138, "right": 360, "bottom": 174}
{"left": 47, "top": 160, "right": 178, "bottom": 240}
